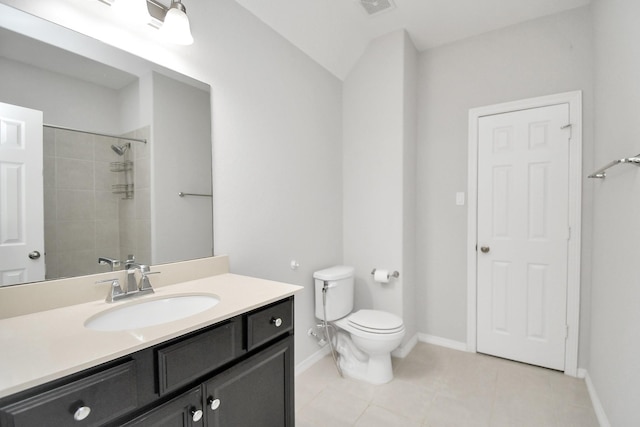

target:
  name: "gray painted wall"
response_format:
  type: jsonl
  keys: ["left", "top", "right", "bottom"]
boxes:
{"left": 590, "top": 0, "right": 640, "bottom": 425}
{"left": 416, "top": 7, "right": 594, "bottom": 367}
{"left": 343, "top": 30, "right": 418, "bottom": 351}
{"left": 0, "top": 57, "right": 120, "bottom": 132}
{"left": 205, "top": 2, "right": 343, "bottom": 364}
{"left": 152, "top": 72, "right": 212, "bottom": 265}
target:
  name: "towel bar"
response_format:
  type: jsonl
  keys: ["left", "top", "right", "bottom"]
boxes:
{"left": 588, "top": 155, "right": 640, "bottom": 179}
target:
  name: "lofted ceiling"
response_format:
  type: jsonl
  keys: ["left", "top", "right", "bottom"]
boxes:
{"left": 232, "top": 0, "right": 592, "bottom": 80}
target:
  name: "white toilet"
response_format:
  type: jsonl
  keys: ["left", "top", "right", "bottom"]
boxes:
{"left": 313, "top": 265, "right": 405, "bottom": 384}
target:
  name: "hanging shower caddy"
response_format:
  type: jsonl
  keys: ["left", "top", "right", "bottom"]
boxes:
{"left": 110, "top": 160, "right": 134, "bottom": 199}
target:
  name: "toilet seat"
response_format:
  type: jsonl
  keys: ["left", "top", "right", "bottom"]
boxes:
{"left": 336, "top": 310, "right": 405, "bottom": 336}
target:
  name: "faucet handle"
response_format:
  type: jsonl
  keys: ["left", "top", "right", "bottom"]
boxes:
{"left": 126, "top": 265, "right": 150, "bottom": 280}
{"left": 95, "top": 277, "right": 119, "bottom": 285}
{"left": 139, "top": 271, "right": 160, "bottom": 292}
{"left": 124, "top": 254, "right": 136, "bottom": 269}
{"left": 95, "top": 278, "right": 124, "bottom": 303}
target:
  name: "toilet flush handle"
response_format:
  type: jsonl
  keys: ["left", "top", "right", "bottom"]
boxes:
{"left": 322, "top": 280, "right": 337, "bottom": 291}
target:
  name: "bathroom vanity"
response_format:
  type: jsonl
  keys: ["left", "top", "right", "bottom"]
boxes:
{"left": 0, "top": 256, "right": 301, "bottom": 427}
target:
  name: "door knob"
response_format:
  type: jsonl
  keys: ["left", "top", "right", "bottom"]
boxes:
{"left": 480, "top": 246, "right": 490, "bottom": 253}
{"left": 72, "top": 404, "right": 91, "bottom": 421}
{"left": 191, "top": 408, "right": 203, "bottom": 422}
{"left": 208, "top": 397, "right": 221, "bottom": 410}
{"left": 28, "top": 251, "right": 41, "bottom": 260}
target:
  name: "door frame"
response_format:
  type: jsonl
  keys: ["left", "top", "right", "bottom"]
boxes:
{"left": 466, "top": 91, "right": 582, "bottom": 376}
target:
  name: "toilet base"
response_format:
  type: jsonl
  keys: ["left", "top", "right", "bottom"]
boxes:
{"left": 340, "top": 353, "right": 393, "bottom": 385}
{"left": 335, "top": 333, "right": 395, "bottom": 385}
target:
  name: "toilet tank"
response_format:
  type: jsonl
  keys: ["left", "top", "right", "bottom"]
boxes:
{"left": 313, "top": 265, "right": 354, "bottom": 321}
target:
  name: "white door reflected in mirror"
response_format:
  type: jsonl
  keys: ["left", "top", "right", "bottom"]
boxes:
{"left": 0, "top": 102, "right": 45, "bottom": 285}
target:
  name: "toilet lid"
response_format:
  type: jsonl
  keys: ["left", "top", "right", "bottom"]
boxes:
{"left": 347, "top": 310, "right": 404, "bottom": 333}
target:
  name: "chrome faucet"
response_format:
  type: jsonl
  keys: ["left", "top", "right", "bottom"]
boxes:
{"left": 125, "top": 256, "right": 156, "bottom": 296}
{"left": 98, "top": 256, "right": 121, "bottom": 271}
{"left": 95, "top": 278, "right": 126, "bottom": 303}
{"left": 94, "top": 255, "right": 158, "bottom": 303}
{"left": 126, "top": 263, "right": 154, "bottom": 292}
{"left": 125, "top": 261, "right": 144, "bottom": 293}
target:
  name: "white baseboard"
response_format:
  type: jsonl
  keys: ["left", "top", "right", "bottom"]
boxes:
{"left": 576, "top": 368, "right": 587, "bottom": 379}
{"left": 418, "top": 333, "right": 468, "bottom": 352}
{"left": 584, "top": 370, "right": 611, "bottom": 427}
{"left": 295, "top": 346, "right": 330, "bottom": 376}
{"left": 392, "top": 333, "right": 418, "bottom": 358}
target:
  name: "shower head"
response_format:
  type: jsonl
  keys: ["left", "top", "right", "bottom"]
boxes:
{"left": 111, "top": 142, "right": 130, "bottom": 156}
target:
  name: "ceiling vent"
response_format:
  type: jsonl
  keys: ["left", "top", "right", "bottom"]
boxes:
{"left": 358, "top": 0, "right": 396, "bottom": 16}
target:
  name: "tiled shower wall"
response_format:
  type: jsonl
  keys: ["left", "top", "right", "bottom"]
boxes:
{"left": 118, "top": 127, "right": 151, "bottom": 267}
{"left": 43, "top": 126, "right": 150, "bottom": 280}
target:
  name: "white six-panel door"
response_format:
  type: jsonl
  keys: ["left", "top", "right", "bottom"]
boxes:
{"left": 0, "top": 102, "right": 45, "bottom": 285}
{"left": 476, "top": 103, "right": 570, "bottom": 371}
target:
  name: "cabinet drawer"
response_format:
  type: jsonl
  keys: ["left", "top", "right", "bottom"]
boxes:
{"left": 157, "top": 318, "right": 242, "bottom": 396}
{"left": 246, "top": 299, "right": 293, "bottom": 351}
{"left": 0, "top": 361, "right": 137, "bottom": 427}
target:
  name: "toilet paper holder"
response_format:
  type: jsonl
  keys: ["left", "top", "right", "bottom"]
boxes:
{"left": 370, "top": 269, "right": 400, "bottom": 279}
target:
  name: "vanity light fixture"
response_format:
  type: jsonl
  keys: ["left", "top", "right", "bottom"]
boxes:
{"left": 98, "top": 0, "right": 194, "bottom": 46}
{"left": 110, "top": 0, "right": 150, "bottom": 23}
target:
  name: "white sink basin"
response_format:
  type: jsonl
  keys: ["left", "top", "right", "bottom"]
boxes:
{"left": 85, "top": 294, "right": 220, "bottom": 331}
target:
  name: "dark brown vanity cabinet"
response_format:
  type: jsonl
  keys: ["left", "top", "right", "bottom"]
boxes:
{"left": 0, "top": 297, "right": 295, "bottom": 427}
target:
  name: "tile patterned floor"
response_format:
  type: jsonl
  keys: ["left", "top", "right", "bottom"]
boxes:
{"left": 295, "top": 343, "right": 599, "bottom": 427}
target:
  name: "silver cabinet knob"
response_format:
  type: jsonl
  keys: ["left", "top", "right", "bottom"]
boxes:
{"left": 208, "top": 397, "right": 221, "bottom": 410}
{"left": 28, "top": 250, "right": 41, "bottom": 260}
{"left": 191, "top": 408, "right": 203, "bottom": 422}
{"left": 73, "top": 405, "right": 91, "bottom": 421}
{"left": 480, "top": 246, "right": 490, "bottom": 253}
{"left": 271, "top": 317, "right": 283, "bottom": 327}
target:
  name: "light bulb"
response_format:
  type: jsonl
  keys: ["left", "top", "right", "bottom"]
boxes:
{"left": 159, "top": 1, "right": 194, "bottom": 45}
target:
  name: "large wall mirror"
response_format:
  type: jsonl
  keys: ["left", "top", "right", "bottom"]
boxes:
{"left": 0, "top": 5, "right": 213, "bottom": 287}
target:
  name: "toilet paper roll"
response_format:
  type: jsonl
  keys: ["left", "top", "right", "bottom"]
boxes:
{"left": 374, "top": 269, "right": 390, "bottom": 283}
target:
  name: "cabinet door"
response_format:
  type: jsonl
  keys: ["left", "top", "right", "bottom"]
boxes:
{"left": 124, "top": 386, "right": 204, "bottom": 427}
{"left": 203, "top": 336, "right": 293, "bottom": 427}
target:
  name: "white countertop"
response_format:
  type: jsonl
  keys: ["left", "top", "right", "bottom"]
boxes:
{"left": 0, "top": 273, "right": 302, "bottom": 398}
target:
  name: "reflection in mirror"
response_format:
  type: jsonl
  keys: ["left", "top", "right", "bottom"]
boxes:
{"left": 41, "top": 125, "right": 150, "bottom": 281}
{"left": 0, "top": 8, "right": 213, "bottom": 287}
